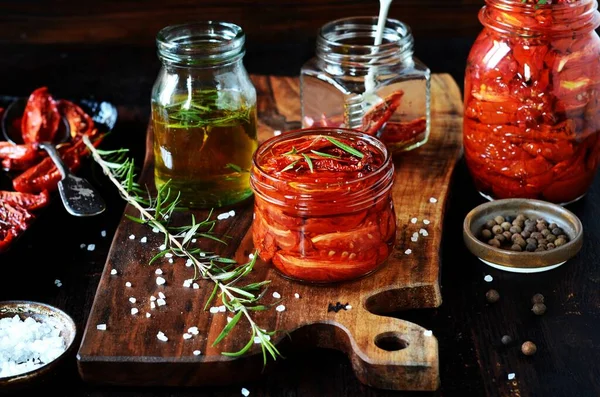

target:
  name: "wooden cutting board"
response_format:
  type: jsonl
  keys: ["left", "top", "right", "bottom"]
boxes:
{"left": 77, "top": 74, "right": 463, "bottom": 391}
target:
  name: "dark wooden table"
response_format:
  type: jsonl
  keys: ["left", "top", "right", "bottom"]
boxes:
{"left": 1, "top": 43, "right": 599, "bottom": 397}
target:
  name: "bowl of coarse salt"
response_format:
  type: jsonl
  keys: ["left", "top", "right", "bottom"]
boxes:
{"left": 0, "top": 301, "right": 77, "bottom": 390}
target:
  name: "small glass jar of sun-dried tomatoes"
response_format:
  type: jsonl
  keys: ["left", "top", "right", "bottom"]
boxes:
{"left": 464, "top": 0, "right": 600, "bottom": 204}
{"left": 250, "top": 128, "right": 396, "bottom": 283}
{"left": 300, "top": 17, "right": 431, "bottom": 154}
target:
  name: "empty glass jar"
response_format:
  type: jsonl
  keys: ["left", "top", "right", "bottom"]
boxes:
{"left": 151, "top": 21, "right": 258, "bottom": 209}
{"left": 300, "top": 16, "right": 431, "bottom": 154}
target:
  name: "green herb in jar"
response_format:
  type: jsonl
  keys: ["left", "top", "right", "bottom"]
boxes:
{"left": 152, "top": 89, "right": 257, "bottom": 208}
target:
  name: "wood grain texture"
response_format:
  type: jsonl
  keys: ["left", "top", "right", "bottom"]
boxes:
{"left": 76, "top": 74, "right": 463, "bottom": 392}
{"left": 0, "top": 0, "right": 483, "bottom": 45}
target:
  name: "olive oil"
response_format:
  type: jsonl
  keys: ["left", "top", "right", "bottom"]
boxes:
{"left": 152, "top": 90, "right": 258, "bottom": 208}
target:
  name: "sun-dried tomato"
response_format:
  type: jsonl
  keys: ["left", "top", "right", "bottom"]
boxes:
{"left": 0, "top": 228, "right": 15, "bottom": 253}
{"left": 0, "top": 202, "right": 34, "bottom": 232}
{"left": 362, "top": 91, "right": 404, "bottom": 136}
{"left": 57, "top": 100, "right": 95, "bottom": 138}
{"left": 0, "top": 190, "right": 50, "bottom": 211}
{"left": 21, "top": 87, "right": 61, "bottom": 144}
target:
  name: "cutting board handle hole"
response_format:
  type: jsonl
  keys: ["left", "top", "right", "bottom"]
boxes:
{"left": 374, "top": 332, "right": 409, "bottom": 351}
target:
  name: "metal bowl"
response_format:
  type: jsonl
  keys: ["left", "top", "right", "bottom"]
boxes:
{"left": 0, "top": 301, "right": 77, "bottom": 390}
{"left": 463, "top": 198, "right": 584, "bottom": 273}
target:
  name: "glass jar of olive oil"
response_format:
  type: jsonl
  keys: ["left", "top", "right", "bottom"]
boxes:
{"left": 151, "top": 21, "right": 258, "bottom": 208}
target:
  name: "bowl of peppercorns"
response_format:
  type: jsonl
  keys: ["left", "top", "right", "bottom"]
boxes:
{"left": 463, "top": 198, "right": 583, "bottom": 273}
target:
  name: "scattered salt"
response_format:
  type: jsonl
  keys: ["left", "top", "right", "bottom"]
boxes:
{"left": 131, "top": 308, "right": 138, "bottom": 315}
{"left": 150, "top": 302, "right": 156, "bottom": 310}
{"left": 165, "top": 253, "right": 173, "bottom": 258}
{"left": 101, "top": 230, "right": 107, "bottom": 237}
{"left": 159, "top": 244, "right": 166, "bottom": 250}
{"left": 140, "top": 237, "right": 147, "bottom": 243}
{"left": 410, "top": 217, "right": 418, "bottom": 224}
{"left": 168, "top": 259, "right": 174, "bottom": 264}
{"left": 241, "top": 388, "right": 250, "bottom": 396}
{"left": 193, "top": 350, "right": 201, "bottom": 356}
{"left": 125, "top": 282, "right": 132, "bottom": 287}
{"left": 423, "top": 219, "right": 431, "bottom": 225}
{"left": 484, "top": 275, "right": 493, "bottom": 283}
{"left": 429, "top": 197, "right": 438, "bottom": 203}
{"left": 158, "top": 292, "right": 166, "bottom": 300}
{"left": 80, "top": 243, "right": 86, "bottom": 249}
{"left": 155, "top": 269, "right": 163, "bottom": 275}
{"left": 294, "top": 293, "right": 300, "bottom": 299}
{"left": 345, "top": 305, "right": 352, "bottom": 310}
{"left": 411, "top": 232, "right": 419, "bottom": 242}
{"left": 274, "top": 130, "right": 282, "bottom": 136}
{"left": 129, "top": 297, "right": 136, "bottom": 304}
{"left": 96, "top": 324, "right": 107, "bottom": 331}
{"left": 192, "top": 238, "right": 197, "bottom": 243}
{"left": 217, "top": 213, "right": 230, "bottom": 220}
{"left": 150, "top": 296, "right": 156, "bottom": 301}
{"left": 87, "top": 244, "right": 96, "bottom": 251}
{"left": 183, "top": 279, "right": 193, "bottom": 288}
{"left": 248, "top": 253, "right": 255, "bottom": 260}
{"left": 508, "top": 373, "right": 515, "bottom": 380}
{"left": 227, "top": 317, "right": 233, "bottom": 323}
{"left": 253, "top": 334, "right": 271, "bottom": 344}
{"left": 157, "top": 299, "right": 166, "bottom": 307}
{"left": 146, "top": 313, "right": 151, "bottom": 318}
{"left": 272, "top": 292, "right": 281, "bottom": 299}
{"left": 110, "top": 269, "right": 118, "bottom": 275}
{"left": 424, "top": 330, "right": 433, "bottom": 336}
{"left": 156, "top": 331, "right": 168, "bottom": 342}
{"left": 218, "top": 306, "right": 226, "bottom": 313}
{"left": 228, "top": 210, "right": 235, "bottom": 217}
{"left": 156, "top": 276, "right": 166, "bottom": 286}
{"left": 193, "top": 283, "right": 199, "bottom": 289}
{"left": 129, "top": 234, "right": 135, "bottom": 240}
{"left": 188, "top": 327, "right": 199, "bottom": 335}
{"left": 419, "top": 228, "right": 429, "bottom": 237}
{"left": 183, "top": 333, "right": 192, "bottom": 340}
{"left": 275, "top": 305, "right": 286, "bottom": 312}
{"left": 209, "top": 307, "right": 219, "bottom": 314}
{"left": 152, "top": 227, "right": 160, "bottom": 233}
{"left": 185, "top": 259, "right": 193, "bottom": 267}
{"left": 405, "top": 249, "right": 412, "bottom": 255}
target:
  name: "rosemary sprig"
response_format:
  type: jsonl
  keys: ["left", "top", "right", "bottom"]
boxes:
{"left": 302, "top": 153, "right": 314, "bottom": 173}
{"left": 324, "top": 136, "right": 364, "bottom": 159}
{"left": 280, "top": 160, "right": 299, "bottom": 173}
{"left": 83, "top": 136, "right": 283, "bottom": 364}
{"left": 310, "top": 150, "right": 340, "bottom": 159}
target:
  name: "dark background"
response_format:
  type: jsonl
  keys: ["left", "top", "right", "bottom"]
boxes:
{"left": 2, "top": 1, "right": 600, "bottom": 397}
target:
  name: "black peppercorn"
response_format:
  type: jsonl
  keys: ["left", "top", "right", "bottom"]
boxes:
{"left": 501, "top": 335, "right": 513, "bottom": 345}
{"left": 521, "top": 341, "right": 537, "bottom": 356}
{"left": 486, "top": 289, "right": 500, "bottom": 303}
{"left": 531, "top": 293, "right": 544, "bottom": 304}
{"left": 526, "top": 243, "right": 537, "bottom": 252}
{"left": 532, "top": 303, "right": 547, "bottom": 315}
{"left": 552, "top": 227, "right": 564, "bottom": 236}
{"left": 526, "top": 238, "right": 538, "bottom": 246}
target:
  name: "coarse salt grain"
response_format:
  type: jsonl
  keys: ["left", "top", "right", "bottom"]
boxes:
{"left": 188, "top": 327, "right": 199, "bottom": 335}
{"left": 150, "top": 296, "right": 156, "bottom": 301}
{"left": 125, "top": 282, "right": 132, "bottom": 287}
{"left": 411, "top": 232, "right": 419, "bottom": 242}
{"left": 155, "top": 269, "right": 163, "bottom": 275}
{"left": 183, "top": 333, "right": 192, "bottom": 340}
{"left": 150, "top": 302, "right": 156, "bottom": 309}
{"left": 168, "top": 259, "right": 174, "bottom": 264}
{"left": 423, "top": 219, "right": 431, "bottom": 225}
{"left": 248, "top": 253, "right": 255, "bottom": 260}
{"left": 157, "top": 299, "right": 166, "bottom": 306}
{"left": 96, "top": 324, "right": 107, "bottom": 331}
{"left": 157, "top": 331, "right": 168, "bottom": 342}
{"left": 183, "top": 279, "right": 192, "bottom": 288}
{"left": 101, "top": 230, "right": 107, "bottom": 237}
{"left": 191, "top": 238, "right": 197, "bottom": 243}
{"left": 146, "top": 313, "right": 151, "bottom": 318}
{"left": 152, "top": 227, "right": 160, "bottom": 233}
{"left": 131, "top": 308, "right": 138, "bottom": 315}
{"left": 129, "top": 297, "right": 136, "bottom": 304}
{"left": 419, "top": 228, "right": 429, "bottom": 237}
{"left": 185, "top": 259, "right": 193, "bottom": 267}
{"left": 429, "top": 197, "right": 438, "bottom": 203}
{"left": 80, "top": 243, "right": 86, "bottom": 249}
{"left": 275, "top": 305, "right": 286, "bottom": 312}
{"left": 241, "top": 388, "right": 250, "bottom": 396}
{"left": 410, "top": 217, "right": 418, "bottom": 224}
{"left": 424, "top": 330, "right": 433, "bottom": 336}
{"left": 345, "top": 305, "right": 352, "bottom": 310}
{"left": 272, "top": 292, "right": 281, "bottom": 299}
{"left": 159, "top": 244, "right": 166, "bottom": 250}
{"left": 254, "top": 335, "right": 271, "bottom": 344}
{"left": 508, "top": 373, "right": 515, "bottom": 380}
{"left": 193, "top": 283, "right": 199, "bottom": 289}
{"left": 87, "top": 244, "right": 96, "bottom": 251}
{"left": 110, "top": 269, "right": 118, "bottom": 275}
{"left": 140, "top": 237, "right": 147, "bottom": 243}
{"left": 193, "top": 350, "right": 201, "bottom": 356}
{"left": 218, "top": 306, "right": 226, "bottom": 313}
{"left": 227, "top": 316, "right": 233, "bottom": 323}
{"left": 209, "top": 307, "right": 219, "bottom": 314}
{"left": 129, "top": 234, "right": 135, "bottom": 240}
{"left": 229, "top": 210, "right": 235, "bottom": 217}
{"left": 484, "top": 275, "right": 493, "bottom": 283}
{"left": 165, "top": 253, "right": 173, "bottom": 258}
{"left": 405, "top": 249, "right": 412, "bottom": 255}
{"left": 156, "top": 277, "right": 166, "bottom": 286}
{"left": 158, "top": 292, "right": 166, "bottom": 299}
{"left": 274, "top": 130, "right": 282, "bottom": 136}
{"left": 294, "top": 293, "right": 300, "bottom": 299}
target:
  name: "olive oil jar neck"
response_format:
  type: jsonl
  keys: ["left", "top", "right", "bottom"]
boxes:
{"left": 156, "top": 21, "right": 246, "bottom": 68}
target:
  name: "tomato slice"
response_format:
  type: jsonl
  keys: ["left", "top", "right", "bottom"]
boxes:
{"left": 0, "top": 228, "right": 15, "bottom": 253}
{"left": 0, "top": 190, "right": 50, "bottom": 211}
{"left": 57, "top": 100, "right": 95, "bottom": 138}
{"left": 0, "top": 202, "right": 35, "bottom": 232}
{"left": 21, "top": 87, "right": 61, "bottom": 144}
{"left": 362, "top": 91, "right": 404, "bottom": 136}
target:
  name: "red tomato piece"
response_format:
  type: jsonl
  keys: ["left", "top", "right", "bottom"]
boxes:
{"left": 0, "top": 190, "right": 50, "bottom": 211}
{"left": 21, "top": 87, "right": 61, "bottom": 144}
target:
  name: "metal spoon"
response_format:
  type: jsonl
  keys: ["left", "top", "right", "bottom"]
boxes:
{"left": 1, "top": 98, "right": 106, "bottom": 217}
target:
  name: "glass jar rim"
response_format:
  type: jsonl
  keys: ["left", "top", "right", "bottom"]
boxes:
{"left": 316, "top": 16, "right": 414, "bottom": 67}
{"left": 251, "top": 127, "right": 394, "bottom": 212}
{"left": 156, "top": 21, "right": 245, "bottom": 67}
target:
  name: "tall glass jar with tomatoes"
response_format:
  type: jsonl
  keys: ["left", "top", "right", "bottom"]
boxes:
{"left": 464, "top": 0, "right": 600, "bottom": 204}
